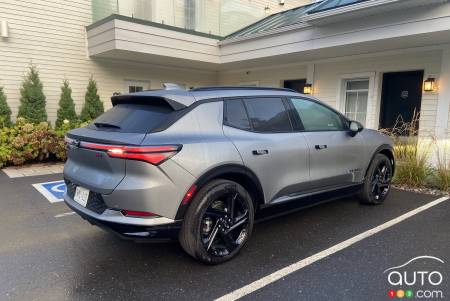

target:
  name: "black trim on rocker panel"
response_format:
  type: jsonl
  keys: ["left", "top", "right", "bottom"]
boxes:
{"left": 174, "top": 164, "right": 265, "bottom": 220}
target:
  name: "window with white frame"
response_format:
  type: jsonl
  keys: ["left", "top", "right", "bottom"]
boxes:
{"left": 344, "top": 79, "right": 369, "bottom": 125}
{"left": 125, "top": 80, "right": 150, "bottom": 93}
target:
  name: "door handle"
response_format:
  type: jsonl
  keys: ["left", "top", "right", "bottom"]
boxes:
{"left": 252, "top": 149, "right": 269, "bottom": 155}
{"left": 315, "top": 144, "right": 328, "bottom": 150}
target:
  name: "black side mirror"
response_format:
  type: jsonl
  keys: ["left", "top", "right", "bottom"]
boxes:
{"left": 349, "top": 120, "right": 364, "bottom": 137}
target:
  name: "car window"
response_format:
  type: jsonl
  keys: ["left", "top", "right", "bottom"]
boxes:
{"left": 88, "top": 103, "right": 174, "bottom": 133}
{"left": 290, "top": 98, "right": 345, "bottom": 131}
{"left": 224, "top": 99, "right": 251, "bottom": 130}
{"left": 244, "top": 98, "right": 292, "bottom": 132}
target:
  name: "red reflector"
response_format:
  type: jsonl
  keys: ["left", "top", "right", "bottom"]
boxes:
{"left": 182, "top": 184, "right": 197, "bottom": 205}
{"left": 79, "top": 142, "right": 181, "bottom": 165}
{"left": 121, "top": 210, "right": 158, "bottom": 217}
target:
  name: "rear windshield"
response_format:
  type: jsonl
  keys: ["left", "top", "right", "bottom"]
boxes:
{"left": 88, "top": 103, "right": 173, "bottom": 133}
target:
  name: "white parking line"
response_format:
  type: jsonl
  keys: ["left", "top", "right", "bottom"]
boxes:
{"left": 216, "top": 196, "right": 449, "bottom": 301}
{"left": 54, "top": 212, "right": 76, "bottom": 218}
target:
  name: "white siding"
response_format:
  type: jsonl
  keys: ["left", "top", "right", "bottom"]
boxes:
{"left": 218, "top": 65, "right": 308, "bottom": 87}
{"left": 0, "top": 0, "right": 217, "bottom": 123}
{"left": 313, "top": 50, "right": 441, "bottom": 136}
{"left": 219, "top": 50, "right": 442, "bottom": 136}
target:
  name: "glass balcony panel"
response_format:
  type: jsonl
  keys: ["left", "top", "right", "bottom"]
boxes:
{"left": 91, "top": 0, "right": 288, "bottom": 36}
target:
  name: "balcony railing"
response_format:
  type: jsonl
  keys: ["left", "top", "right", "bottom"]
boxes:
{"left": 92, "top": 0, "right": 267, "bottom": 36}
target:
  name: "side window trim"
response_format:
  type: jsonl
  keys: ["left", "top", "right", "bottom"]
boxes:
{"left": 288, "top": 97, "right": 350, "bottom": 132}
{"left": 283, "top": 96, "right": 304, "bottom": 131}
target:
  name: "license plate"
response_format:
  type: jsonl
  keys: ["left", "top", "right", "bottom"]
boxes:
{"left": 74, "top": 186, "right": 89, "bottom": 207}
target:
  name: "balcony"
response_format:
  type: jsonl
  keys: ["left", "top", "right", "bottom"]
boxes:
{"left": 91, "top": 0, "right": 270, "bottom": 37}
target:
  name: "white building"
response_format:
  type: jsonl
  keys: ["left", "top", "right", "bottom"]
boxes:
{"left": 1, "top": 0, "right": 450, "bottom": 140}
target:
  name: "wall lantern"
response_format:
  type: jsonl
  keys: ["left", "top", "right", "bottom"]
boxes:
{"left": 423, "top": 78, "right": 436, "bottom": 92}
{"left": 1, "top": 20, "right": 9, "bottom": 38}
{"left": 303, "top": 83, "right": 312, "bottom": 94}
{"left": 264, "top": 6, "right": 271, "bottom": 14}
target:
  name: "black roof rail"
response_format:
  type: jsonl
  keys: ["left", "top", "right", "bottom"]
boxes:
{"left": 190, "top": 86, "right": 297, "bottom": 93}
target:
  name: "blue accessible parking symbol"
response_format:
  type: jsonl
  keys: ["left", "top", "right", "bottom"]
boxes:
{"left": 32, "top": 180, "right": 66, "bottom": 203}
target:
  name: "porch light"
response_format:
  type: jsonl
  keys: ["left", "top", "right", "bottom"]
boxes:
{"left": 303, "top": 83, "right": 312, "bottom": 94}
{"left": 423, "top": 78, "right": 436, "bottom": 92}
{"left": 264, "top": 6, "right": 271, "bottom": 14}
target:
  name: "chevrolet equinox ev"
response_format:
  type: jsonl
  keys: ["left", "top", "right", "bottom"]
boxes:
{"left": 63, "top": 85, "right": 394, "bottom": 264}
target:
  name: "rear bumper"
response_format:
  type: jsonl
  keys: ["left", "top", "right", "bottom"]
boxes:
{"left": 64, "top": 193, "right": 181, "bottom": 242}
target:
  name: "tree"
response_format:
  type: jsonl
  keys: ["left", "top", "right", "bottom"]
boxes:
{"left": 56, "top": 80, "right": 77, "bottom": 127}
{"left": 80, "top": 77, "right": 104, "bottom": 121}
{"left": 17, "top": 66, "right": 47, "bottom": 123}
{"left": 0, "top": 87, "right": 12, "bottom": 127}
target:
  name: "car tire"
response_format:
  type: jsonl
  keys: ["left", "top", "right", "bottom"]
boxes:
{"left": 359, "top": 153, "right": 393, "bottom": 205}
{"left": 179, "top": 179, "right": 254, "bottom": 264}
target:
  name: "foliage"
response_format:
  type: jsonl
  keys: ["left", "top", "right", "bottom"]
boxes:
{"left": 17, "top": 66, "right": 47, "bottom": 123}
{"left": 434, "top": 140, "right": 450, "bottom": 192}
{"left": 80, "top": 77, "right": 104, "bottom": 121}
{"left": 0, "top": 118, "right": 89, "bottom": 168}
{"left": 381, "top": 113, "right": 432, "bottom": 188}
{"left": 56, "top": 80, "right": 78, "bottom": 128}
{"left": 0, "top": 87, "right": 12, "bottom": 127}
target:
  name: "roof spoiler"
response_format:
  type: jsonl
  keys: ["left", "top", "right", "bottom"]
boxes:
{"left": 111, "top": 94, "right": 187, "bottom": 111}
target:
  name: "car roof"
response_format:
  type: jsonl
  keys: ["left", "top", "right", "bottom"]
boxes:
{"left": 111, "top": 86, "right": 309, "bottom": 109}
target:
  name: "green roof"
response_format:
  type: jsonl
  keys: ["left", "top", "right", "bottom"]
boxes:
{"left": 307, "top": 0, "right": 371, "bottom": 14}
{"left": 224, "top": 0, "right": 375, "bottom": 40}
{"left": 225, "top": 2, "right": 320, "bottom": 39}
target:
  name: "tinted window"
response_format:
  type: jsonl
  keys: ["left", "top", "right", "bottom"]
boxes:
{"left": 224, "top": 99, "right": 251, "bottom": 130}
{"left": 290, "top": 98, "right": 344, "bottom": 131}
{"left": 244, "top": 98, "right": 292, "bottom": 132}
{"left": 89, "top": 103, "right": 173, "bottom": 133}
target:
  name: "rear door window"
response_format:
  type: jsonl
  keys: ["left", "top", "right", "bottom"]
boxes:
{"left": 89, "top": 103, "right": 173, "bottom": 133}
{"left": 224, "top": 99, "right": 251, "bottom": 130}
{"left": 243, "top": 97, "right": 292, "bottom": 132}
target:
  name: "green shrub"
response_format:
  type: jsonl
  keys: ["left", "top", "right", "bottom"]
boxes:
{"left": 80, "top": 77, "right": 104, "bottom": 121}
{"left": 393, "top": 142, "right": 431, "bottom": 187}
{"left": 56, "top": 80, "right": 77, "bottom": 128}
{"left": 0, "top": 118, "right": 71, "bottom": 167}
{"left": 0, "top": 87, "right": 12, "bottom": 127}
{"left": 17, "top": 66, "right": 47, "bottom": 123}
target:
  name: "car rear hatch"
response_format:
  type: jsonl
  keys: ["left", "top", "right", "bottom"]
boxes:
{"left": 64, "top": 95, "right": 187, "bottom": 194}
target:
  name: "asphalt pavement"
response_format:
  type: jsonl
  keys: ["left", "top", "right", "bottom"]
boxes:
{"left": 0, "top": 171, "right": 448, "bottom": 301}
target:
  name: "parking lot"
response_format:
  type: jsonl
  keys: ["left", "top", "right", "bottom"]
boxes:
{"left": 0, "top": 170, "right": 448, "bottom": 301}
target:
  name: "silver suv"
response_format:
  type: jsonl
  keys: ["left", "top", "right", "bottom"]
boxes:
{"left": 63, "top": 85, "right": 394, "bottom": 264}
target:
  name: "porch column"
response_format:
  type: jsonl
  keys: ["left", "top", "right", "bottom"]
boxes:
{"left": 307, "top": 63, "right": 315, "bottom": 95}
{"left": 435, "top": 48, "right": 450, "bottom": 138}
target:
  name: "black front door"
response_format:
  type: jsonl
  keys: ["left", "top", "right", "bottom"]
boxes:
{"left": 379, "top": 71, "right": 423, "bottom": 131}
{"left": 284, "top": 79, "right": 307, "bottom": 93}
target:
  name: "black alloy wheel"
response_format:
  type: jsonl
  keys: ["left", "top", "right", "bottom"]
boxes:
{"left": 179, "top": 179, "right": 254, "bottom": 264}
{"left": 359, "top": 153, "right": 393, "bottom": 205}
{"left": 371, "top": 160, "right": 392, "bottom": 201}
{"left": 200, "top": 190, "right": 250, "bottom": 257}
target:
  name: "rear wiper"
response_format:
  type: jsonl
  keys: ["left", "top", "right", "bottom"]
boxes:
{"left": 94, "top": 122, "right": 121, "bottom": 129}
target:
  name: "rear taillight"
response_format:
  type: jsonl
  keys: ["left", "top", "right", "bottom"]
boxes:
{"left": 79, "top": 142, "right": 181, "bottom": 165}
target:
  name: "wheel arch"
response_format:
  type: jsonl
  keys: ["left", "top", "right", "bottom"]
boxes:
{"left": 365, "top": 144, "right": 395, "bottom": 179}
{"left": 175, "top": 164, "right": 264, "bottom": 220}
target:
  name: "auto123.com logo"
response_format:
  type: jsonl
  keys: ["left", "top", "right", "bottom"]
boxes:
{"left": 384, "top": 256, "right": 445, "bottom": 299}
